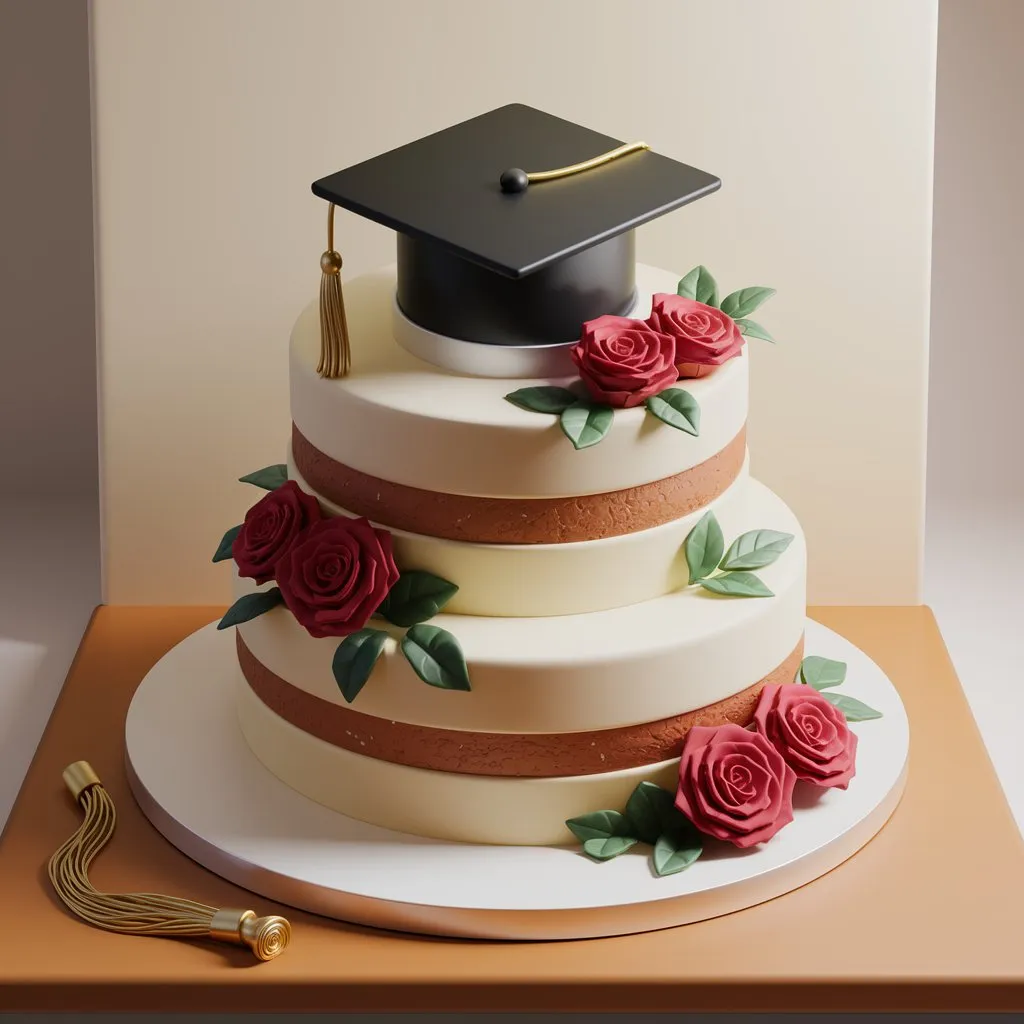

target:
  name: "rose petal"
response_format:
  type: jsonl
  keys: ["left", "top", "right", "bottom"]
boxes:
{"left": 275, "top": 514, "right": 398, "bottom": 637}
{"left": 649, "top": 293, "right": 745, "bottom": 369}
{"left": 233, "top": 480, "right": 322, "bottom": 584}
{"left": 572, "top": 316, "right": 679, "bottom": 409}
{"left": 755, "top": 683, "right": 859, "bottom": 788}
{"left": 676, "top": 722, "right": 797, "bottom": 846}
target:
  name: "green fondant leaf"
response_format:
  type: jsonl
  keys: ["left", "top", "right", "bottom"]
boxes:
{"left": 377, "top": 571, "right": 459, "bottom": 627}
{"left": 653, "top": 817, "right": 703, "bottom": 876}
{"left": 684, "top": 510, "right": 725, "bottom": 585}
{"left": 823, "top": 693, "right": 883, "bottom": 722}
{"left": 216, "top": 587, "right": 284, "bottom": 629}
{"left": 565, "top": 808, "right": 635, "bottom": 843}
{"left": 238, "top": 464, "right": 288, "bottom": 490}
{"left": 699, "top": 571, "right": 774, "bottom": 598}
{"left": 624, "top": 781, "right": 676, "bottom": 845}
{"left": 401, "top": 624, "right": 471, "bottom": 691}
{"left": 720, "top": 287, "right": 776, "bottom": 319}
{"left": 676, "top": 265, "right": 719, "bottom": 307}
{"left": 735, "top": 317, "right": 776, "bottom": 343}
{"left": 331, "top": 628, "right": 389, "bottom": 703}
{"left": 560, "top": 401, "right": 614, "bottom": 450}
{"left": 799, "top": 655, "right": 848, "bottom": 690}
{"left": 583, "top": 835, "right": 639, "bottom": 861}
{"left": 719, "top": 529, "right": 794, "bottom": 571}
{"left": 644, "top": 388, "right": 700, "bottom": 436}
{"left": 676, "top": 266, "right": 700, "bottom": 299}
{"left": 504, "top": 386, "right": 579, "bottom": 415}
{"left": 212, "top": 524, "right": 242, "bottom": 563}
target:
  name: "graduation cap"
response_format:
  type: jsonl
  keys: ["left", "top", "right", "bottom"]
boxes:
{"left": 311, "top": 103, "right": 719, "bottom": 378}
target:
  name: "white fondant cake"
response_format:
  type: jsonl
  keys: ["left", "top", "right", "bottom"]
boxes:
{"left": 226, "top": 261, "right": 812, "bottom": 846}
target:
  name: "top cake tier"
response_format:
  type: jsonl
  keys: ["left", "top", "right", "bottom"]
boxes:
{"left": 290, "top": 264, "right": 748, "bottom": 520}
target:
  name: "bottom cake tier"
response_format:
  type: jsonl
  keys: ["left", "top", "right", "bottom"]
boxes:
{"left": 235, "top": 642, "right": 803, "bottom": 846}
{"left": 125, "top": 615, "right": 909, "bottom": 938}
{"left": 231, "top": 480, "right": 806, "bottom": 846}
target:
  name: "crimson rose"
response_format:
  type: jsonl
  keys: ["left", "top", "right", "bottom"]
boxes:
{"left": 754, "top": 683, "right": 858, "bottom": 789}
{"left": 232, "top": 480, "right": 322, "bottom": 585}
{"left": 570, "top": 314, "right": 678, "bottom": 408}
{"left": 675, "top": 722, "right": 796, "bottom": 848}
{"left": 647, "top": 294, "right": 745, "bottom": 378}
{"left": 275, "top": 516, "right": 399, "bottom": 638}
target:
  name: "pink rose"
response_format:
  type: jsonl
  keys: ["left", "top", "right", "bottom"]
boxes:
{"left": 675, "top": 723, "right": 796, "bottom": 848}
{"left": 570, "top": 314, "right": 678, "bottom": 408}
{"left": 754, "top": 683, "right": 858, "bottom": 789}
{"left": 275, "top": 516, "right": 400, "bottom": 639}
{"left": 647, "top": 294, "right": 745, "bottom": 378}
{"left": 232, "top": 480, "right": 322, "bottom": 585}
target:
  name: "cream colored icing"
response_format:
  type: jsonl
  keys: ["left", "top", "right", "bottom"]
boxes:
{"left": 233, "top": 479, "right": 806, "bottom": 734}
{"left": 236, "top": 672, "right": 679, "bottom": 846}
{"left": 285, "top": 449, "right": 751, "bottom": 617}
{"left": 289, "top": 264, "right": 749, "bottom": 499}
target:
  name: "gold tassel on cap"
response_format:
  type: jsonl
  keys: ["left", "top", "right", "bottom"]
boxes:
{"left": 317, "top": 202, "right": 351, "bottom": 379}
{"left": 48, "top": 761, "right": 291, "bottom": 961}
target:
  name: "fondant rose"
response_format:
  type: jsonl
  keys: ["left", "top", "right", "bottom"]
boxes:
{"left": 275, "top": 516, "right": 400, "bottom": 638}
{"left": 675, "top": 723, "right": 796, "bottom": 848}
{"left": 754, "top": 683, "right": 858, "bottom": 789}
{"left": 570, "top": 314, "right": 678, "bottom": 408}
{"left": 232, "top": 480, "right": 322, "bottom": 585}
{"left": 647, "top": 294, "right": 745, "bottom": 378}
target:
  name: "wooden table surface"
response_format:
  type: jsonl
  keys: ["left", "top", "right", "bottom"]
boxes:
{"left": 0, "top": 605, "right": 1022, "bottom": 1013}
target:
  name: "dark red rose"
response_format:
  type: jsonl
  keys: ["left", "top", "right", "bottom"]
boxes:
{"left": 570, "top": 314, "right": 678, "bottom": 408}
{"left": 275, "top": 516, "right": 399, "bottom": 638}
{"left": 232, "top": 480, "right": 322, "bottom": 585}
{"left": 675, "top": 723, "right": 796, "bottom": 848}
{"left": 647, "top": 294, "right": 745, "bottom": 378}
{"left": 754, "top": 683, "right": 858, "bottom": 789}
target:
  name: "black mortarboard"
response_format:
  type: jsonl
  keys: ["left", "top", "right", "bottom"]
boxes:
{"left": 311, "top": 103, "right": 719, "bottom": 357}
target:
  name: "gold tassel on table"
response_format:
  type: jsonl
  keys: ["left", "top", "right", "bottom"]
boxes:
{"left": 317, "top": 202, "right": 351, "bottom": 379}
{"left": 47, "top": 761, "right": 291, "bottom": 961}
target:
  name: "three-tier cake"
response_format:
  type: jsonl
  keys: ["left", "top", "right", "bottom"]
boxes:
{"left": 213, "top": 103, "right": 821, "bottom": 851}
{"left": 119, "top": 103, "right": 907, "bottom": 938}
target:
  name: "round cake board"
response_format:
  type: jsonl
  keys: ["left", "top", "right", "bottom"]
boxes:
{"left": 125, "top": 619, "right": 909, "bottom": 941}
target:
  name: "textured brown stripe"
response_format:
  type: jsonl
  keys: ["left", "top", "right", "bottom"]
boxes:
{"left": 291, "top": 422, "right": 746, "bottom": 544}
{"left": 236, "top": 632, "right": 804, "bottom": 778}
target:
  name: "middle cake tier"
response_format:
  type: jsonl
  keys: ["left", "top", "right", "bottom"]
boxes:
{"left": 233, "top": 477, "right": 806, "bottom": 743}
{"left": 286, "top": 447, "right": 751, "bottom": 617}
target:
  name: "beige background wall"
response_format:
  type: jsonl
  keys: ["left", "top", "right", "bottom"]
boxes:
{"left": 92, "top": 0, "right": 937, "bottom": 605}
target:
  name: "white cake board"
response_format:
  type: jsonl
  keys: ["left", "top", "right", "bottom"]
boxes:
{"left": 125, "top": 619, "right": 909, "bottom": 941}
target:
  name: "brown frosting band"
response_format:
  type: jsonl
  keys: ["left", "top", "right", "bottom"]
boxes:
{"left": 237, "top": 633, "right": 804, "bottom": 778}
{"left": 291, "top": 423, "right": 746, "bottom": 544}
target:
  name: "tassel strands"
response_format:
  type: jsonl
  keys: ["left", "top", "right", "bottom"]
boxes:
{"left": 47, "top": 761, "right": 291, "bottom": 961}
{"left": 317, "top": 202, "right": 352, "bottom": 379}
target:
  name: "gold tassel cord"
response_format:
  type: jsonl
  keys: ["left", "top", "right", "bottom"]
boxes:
{"left": 47, "top": 761, "right": 291, "bottom": 961}
{"left": 317, "top": 202, "right": 351, "bottom": 379}
{"left": 526, "top": 140, "right": 650, "bottom": 184}
{"left": 499, "top": 141, "right": 650, "bottom": 193}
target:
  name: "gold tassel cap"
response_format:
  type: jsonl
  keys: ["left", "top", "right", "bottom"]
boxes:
{"left": 317, "top": 203, "right": 351, "bottom": 379}
{"left": 48, "top": 761, "right": 291, "bottom": 961}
